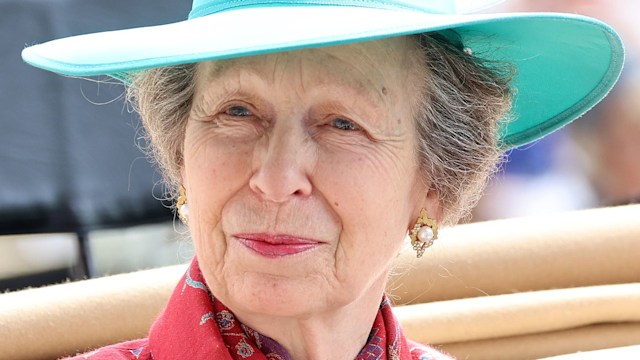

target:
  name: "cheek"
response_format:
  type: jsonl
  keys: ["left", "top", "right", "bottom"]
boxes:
{"left": 183, "top": 127, "right": 254, "bottom": 237}
{"left": 314, "top": 147, "right": 417, "bottom": 258}
{"left": 317, "top": 145, "right": 416, "bottom": 214}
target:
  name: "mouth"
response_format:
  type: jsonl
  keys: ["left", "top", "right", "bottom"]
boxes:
{"left": 233, "top": 233, "right": 323, "bottom": 258}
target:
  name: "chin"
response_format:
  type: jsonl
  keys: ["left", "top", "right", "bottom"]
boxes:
{"left": 228, "top": 273, "right": 335, "bottom": 318}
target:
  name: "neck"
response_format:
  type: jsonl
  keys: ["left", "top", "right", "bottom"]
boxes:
{"left": 234, "top": 277, "right": 388, "bottom": 360}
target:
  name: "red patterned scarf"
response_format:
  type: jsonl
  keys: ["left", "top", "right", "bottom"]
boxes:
{"left": 66, "top": 258, "right": 451, "bottom": 359}
{"left": 149, "top": 258, "right": 449, "bottom": 360}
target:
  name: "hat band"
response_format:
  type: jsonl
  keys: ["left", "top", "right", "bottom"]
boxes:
{"left": 188, "top": 0, "right": 456, "bottom": 19}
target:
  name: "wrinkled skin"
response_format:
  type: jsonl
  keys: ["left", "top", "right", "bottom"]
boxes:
{"left": 181, "top": 36, "right": 439, "bottom": 360}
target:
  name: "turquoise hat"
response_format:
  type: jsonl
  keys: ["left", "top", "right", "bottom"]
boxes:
{"left": 21, "top": 0, "right": 624, "bottom": 148}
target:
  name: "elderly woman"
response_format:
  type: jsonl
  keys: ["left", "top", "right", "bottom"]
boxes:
{"left": 22, "top": 0, "right": 623, "bottom": 359}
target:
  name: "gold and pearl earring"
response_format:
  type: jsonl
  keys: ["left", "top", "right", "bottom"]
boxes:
{"left": 409, "top": 209, "right": 438, "bottom": 258}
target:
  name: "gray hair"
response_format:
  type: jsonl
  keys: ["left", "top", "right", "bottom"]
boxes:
{"left": 126, "top": 33, "right": 512, "bottom": 225}
{"left": 413, "top": 33, "right": 512, "bottom": 224}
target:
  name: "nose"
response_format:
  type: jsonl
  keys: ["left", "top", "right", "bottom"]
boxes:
{"left": 249, "top": 126, "right": 313, "bottom": 202}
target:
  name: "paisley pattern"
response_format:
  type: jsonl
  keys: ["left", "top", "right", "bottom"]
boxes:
{"left": 64, "top": 258, "right": 453, "bottom": 360}
{"left": 236, "top": 338, "right": 256, "bottom": 358}
{"left": 215, "top": 310, "right": 236, "bottom": 330}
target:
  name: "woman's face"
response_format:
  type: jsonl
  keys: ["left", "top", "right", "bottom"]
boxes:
{"left": 182, "top": 36, "right": 434, "bottom": 318}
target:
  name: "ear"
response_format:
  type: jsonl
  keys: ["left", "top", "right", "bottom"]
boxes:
{"left": 423, "top": 189, "right": 442, "bottom": 223}
{"left": 417, "top": 188, "right": 442, "bottom": 224}
{"left": 179, "top": 166, "right": 188, "bottom": 193}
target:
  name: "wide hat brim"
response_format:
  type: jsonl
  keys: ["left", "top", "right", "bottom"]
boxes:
{"left": 21, "top": 3, "right": 624, "bottom": 148}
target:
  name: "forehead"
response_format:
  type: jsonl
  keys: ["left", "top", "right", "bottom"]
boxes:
{"left": 196, "top": 36, "right": 421, "bottom": 103}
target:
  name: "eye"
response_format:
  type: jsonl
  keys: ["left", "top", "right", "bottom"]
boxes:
{"left": 225, "top": 105, "right": 253, "bottom": 117}
{"left": 330, "top": 117, "right": 360, "bottom": 131}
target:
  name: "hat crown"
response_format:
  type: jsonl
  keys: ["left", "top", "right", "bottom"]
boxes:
{"left": 188, "top": 0, "right": 504, "bottom": 19}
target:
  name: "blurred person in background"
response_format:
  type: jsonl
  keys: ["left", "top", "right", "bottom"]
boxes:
{"left": 475, "top": 0, "right": 640, "bottom": 220}
{"left": 571, "top": 63, "right": 640, "bottom": 206}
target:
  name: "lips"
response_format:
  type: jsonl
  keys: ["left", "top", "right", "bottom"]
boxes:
{"left": 234, "top": 233, "right": 322, "bottom": 258}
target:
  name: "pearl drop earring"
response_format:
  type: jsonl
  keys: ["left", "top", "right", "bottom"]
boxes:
{"left": 177, "top": 185, "right": 189, "bottom": 224}
{"left": 409, "top": 209, "right": 438, "bottom": 258}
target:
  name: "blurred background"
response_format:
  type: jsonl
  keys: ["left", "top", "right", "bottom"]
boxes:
{"left": 474, "top": 0, "right": 640, "bottom": 220}
{"left": 1, "top": 0, "right": 638, "bottom": 291}
{"left": 0, "top": 0, "right": 193, "bottom": 291}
